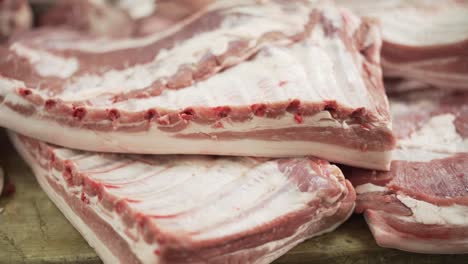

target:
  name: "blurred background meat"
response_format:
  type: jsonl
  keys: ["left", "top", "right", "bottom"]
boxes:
{"left": 38, "top": 0, "right": 134, "bottom": 38}
{"left": 0, "top": 0, "right": 32, "bottom": 42}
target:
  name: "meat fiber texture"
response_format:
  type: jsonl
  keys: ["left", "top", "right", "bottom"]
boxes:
{"left": 337, "top": 0, "right": 468, "bottom": 90}
{"left": 0, "top": 0, "right": 395, "bottom": 170}
{"left": 10, "top": 132, "right": 355, "bottom": 264}
{"left": 0, "top": 0, "right": 32, "bottom": 42}
{"left": 346, "top": 87, "right": 468, "bottom": 254}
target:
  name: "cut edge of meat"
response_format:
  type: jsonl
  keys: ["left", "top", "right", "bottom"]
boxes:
{"left": 0, "top": 79, "right": 394, "bottom": 170}
{"left": 365, "top": 210, "right": 468, "bottom": 254}
{"left": 0, "top": 104, "right": 392, "bottom": 170}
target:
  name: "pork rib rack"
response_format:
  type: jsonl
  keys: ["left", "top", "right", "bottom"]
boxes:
{"left": 10, "top": 132, "right": 355, "bottom": 264}
{"left": 0, "top": 0, "right": 395, "bottom": 170}
{"left": 348, "top": 88, "right": 468, "bottom": 254}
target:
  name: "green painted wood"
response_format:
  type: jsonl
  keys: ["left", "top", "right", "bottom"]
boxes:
{"left": 0, "top": 130, "right": 466, "bottom": 264}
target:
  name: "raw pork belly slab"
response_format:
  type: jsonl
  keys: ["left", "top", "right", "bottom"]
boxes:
{"left": 0, "top": 0, "right": 32, "bottom": 42}
{"left": 347, "top": 88, "right": 468, "bottom": 254}
{"left": 0, "top": 0, "right": 395, "bottom": 170}
{"left": 10, "top": 133, "right": 355, "bottom": 264}
{"left": 338, "top": 0, "right": 468, "bottom": 90}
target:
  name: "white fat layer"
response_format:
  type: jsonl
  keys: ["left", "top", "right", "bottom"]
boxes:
{"left": 11, "top": 43, "right": 79, "bottom": 78}
{"left": 57, "top": 2, "right": 312, "bottom": 99}
{"left": 394, "top": 114, "right": 468, "bottom": 162}
{"left": 115, "top": 0, "right": 156, "bottom": 19}
{"left": 355, "top": 183, "right": 387, "bottom": 194}
{"left": 0, "top": 76, "right": 392, "bottom": 171}
{"left": 339, "top": 0, "right": 468, "bottom": 46}
{"left": 397, "top": 194, "right": 468, "bottom": 226}
{"left": 0, "top": 100, "right": 392, "bottom": 170}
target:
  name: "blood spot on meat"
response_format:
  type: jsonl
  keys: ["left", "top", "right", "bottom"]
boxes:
{"left": 212, "top": 121, "right": 224, "bottom": 129}
{"left": 279, "top": 80, "right": 288, "bottom": 87}
{"left": 154, "top": 249, "right": 161, "bottom": 255}
{"left": 144, "top": 109, "right": 157, "bottom": 121}
{"left": 251, "top": 104, "right": 267, "bottom": 117}
{"left": 180, "top": 108, "right": 195, "bottom": 120}
{"left": 81, "top": 192, "right": 90, "bottom": 205}
{"left": 63, "top": 165, "right": 73, "bottom": 181}
{"left": 294, "top": 113, "right": 303, "bottom": 124}
{"left": 286, "top": 99, "right": 301, "bottom": 112}
{"left": 45, "top": 99, "right": 56, "bottom": 109}
{"left": 18, "top": 88, "right": 31, "bottom": 96}
{"left": 107, "top": 109, "right": 121, "bottom": 121}
{"left": 72, "top": 107, "right": 87, "bottom": 120}
{"left": 213, "top": 106, "right": 231, "bottom": 118}
{"left": 324, "top": 101, "right": 338, "bottom": 113}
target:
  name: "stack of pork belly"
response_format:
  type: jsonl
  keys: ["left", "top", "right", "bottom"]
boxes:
{"left": 339, "top": 0, "right": 468, "bottom": 254}
{"left": 0, "top": 0, "right": 466, "bottom": 263}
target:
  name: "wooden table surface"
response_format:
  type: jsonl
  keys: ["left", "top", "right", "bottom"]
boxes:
{"left": 0, "top": 130, "right": 466, "bottom": 264}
